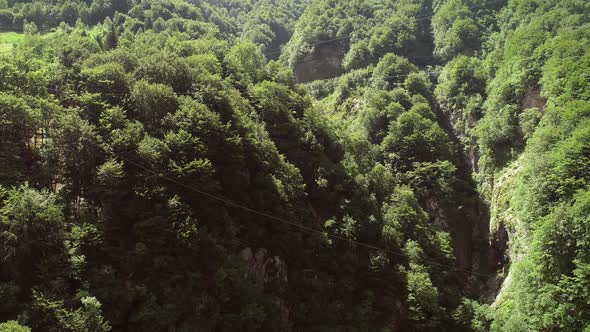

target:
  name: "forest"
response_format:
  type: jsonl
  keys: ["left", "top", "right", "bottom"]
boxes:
{"left": 0, "top": 0, "right": 589, "bottom": 331}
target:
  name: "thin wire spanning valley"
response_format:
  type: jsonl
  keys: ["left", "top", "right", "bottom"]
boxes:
{"left": 110, "top": 147, "right": 496, "bottom": 279}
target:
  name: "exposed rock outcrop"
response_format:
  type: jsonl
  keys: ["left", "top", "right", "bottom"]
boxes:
{"left": 521, "top": 86, "right": 546, "bottom": 112}
{"left": 294, "top": 42, "right": 346, "bottom": 82}
{"left": 239, "top": 248, "right": 289, "bottom": 322}
{"left": 489, "top": 157, "right": 528, "bottom": 306}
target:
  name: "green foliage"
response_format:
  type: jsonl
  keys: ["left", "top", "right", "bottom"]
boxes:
{"left": 436, "top": 55, "right": 486, "bottom": 102}
{"left": 491, "top": 190, "right": 590, "bottom": 331}
{"left": 432, "top": 0, "right": 502, "bottom": 60}
{"left": 473, "top": 1, "right": 590, "bottom": 329}
{"left": 25, "top": 291, "right": 110, "bottom": 332}
{"left": 372, "top": 53, "right": 418, "bottom": 90}
{"left": 382, "top": 108, "right": 450, "bottom": 171}
{"left": 0, "top": 282, "right": 20, "bottom": 319}
{"left": 518, "top": 107, "right": 542, "bottom": 141}
{"left": 1, "top": 0, "right": 589, "bottom": 331}
{"left": 406, "top": 263, "right": 444, "bottom": 326}
{"left": 227, "top": 41, "right": 267, "bottom": 84}
{"left": 0, "top": 32, "right": 23, "bottom": 52}
{"left": 0, "top": 185, "right": 64, "bottom": 265}
{"left": 382, "top": 186, "right": 428, "bottom": 248}
{"left": 453, "top": 298, "right": 490, "bottom": 331}
{"left": 47, "top": 112, "right": 103, "bottom": 197}
{"left": 96, "top": 159, "right": 125, "bottom": 187}
{"left": 0, "top": 321, "right": 30, "bottom": 332}
{"left": 283, "top": 0, "right": 432, "bottom": 71}
{"left": 0, "top": 94, "right": 40, "bottom": 185}
{"left": 433, "top": 0, "right": 478, "bottom": 60}
{"left": 129, "top": 80, "right": 178, "bottom": 132}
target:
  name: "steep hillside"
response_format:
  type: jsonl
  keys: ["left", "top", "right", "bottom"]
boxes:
{"left": 282, "top": 0, "right": 434, "bottom": 81}
{"left": 0, "top": 0, "right": 589, "bottom": 331}
{"left": 468, "top": 1, "right": 590, "bottom": 329}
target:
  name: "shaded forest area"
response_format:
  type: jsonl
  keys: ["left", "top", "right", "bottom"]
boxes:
{"left": 1, "top": 0, "right": 589, "bottom": 331}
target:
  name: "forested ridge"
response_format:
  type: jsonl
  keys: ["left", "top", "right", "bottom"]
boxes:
{"left": 0, "top": 0, "right": 589, "bottom": 331}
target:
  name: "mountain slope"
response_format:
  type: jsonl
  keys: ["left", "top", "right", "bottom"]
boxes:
{"left": 0, "top": 0, "right": 589, "bottom": 331}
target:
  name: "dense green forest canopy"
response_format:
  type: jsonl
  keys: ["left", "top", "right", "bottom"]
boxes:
{"left": 0, "top": 0, "right": 589, "bottom": 331}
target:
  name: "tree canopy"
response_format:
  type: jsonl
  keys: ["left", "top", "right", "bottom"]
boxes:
{"left": 1, "top": 0, "right": 589, "bottom": 331}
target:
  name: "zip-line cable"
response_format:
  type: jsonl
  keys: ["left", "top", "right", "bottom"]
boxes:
{"left": 0, "top": 9, "right": 499, "bottom": 279}
{"left": 0, "top": 0, "right": 507, "bottom": 57}
{"left": 261, "top": 0, "right": 506, "bottom": 56}
{"left": 44, "top": 66, "right": 483, "bottom": 97}
{"left": 109, "top": 148, "right": 496, "bottom": 279}
{"left": 0, "top": 58, "right": 496, "bottom": 278}
{"left": 303, "top": 66, "right": 483, "bottom": 84}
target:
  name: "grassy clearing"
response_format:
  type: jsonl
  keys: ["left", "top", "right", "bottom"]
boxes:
{"left": 0, "top": 32, "right": 25, "bottom": 52}
{"left": 0, "top": 31, "right": 56, "bottom": 53}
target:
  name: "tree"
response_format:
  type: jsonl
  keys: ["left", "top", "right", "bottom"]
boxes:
{"left": 0, "top": 94, "right": 39, "bottom": 186}
{"left": 152, "top": 17, "right": 166, "bottom": 33}
{"left": 226, "top": 42, "right": 267, "bottom": 85}
{"left": 26, "top": 291, "right": 111, "bottom": 332}
{"left": 372, "top": 53, "right": 418, "bottom": 89}
{"left": 164, "top": 129, "right": 214, "bottom": 183}
{"left": 381, "top": 186, "right": 429, "bottom": 248}
{"left": 0, "top": 185, "right": 64, "bottom": 289}
{"left": 135, "top": 53, "right": 193, "bottom": 93}
{"left": 368, "top": 14, "right": 417, "bottom": 58}
{"left": 342, "top": 39, "right": 371, "bottom": 71}
{"left": 406, "top": 263, "right": 444, "bottom": 327}
{"left": 102, "top": 17, "right": 118, "bottom": 50}
{"left": 432, "top": 0, "right": 481, "bottom": 60}
{"left": 381, "top": 110, "right": 450, "bottom": 170}
{"left": 96, "top": 159, "right": 125, "bottom": 188}
{"left": 46, "top": 112, "right": 103, "bottom": 199}
{"left": 0, "top": 321, "right": 31, "bottom": 332}
{"left": 453, "top": 298, "right": 490, "bottom": 331}
{"left": 60, "top": 2, "right": 79, "bottom": 26}
{"left": 128, "top": 80, "right": 178, "bottom": 133}
{"left": 81, "top": 63, "right": 129, "bottom": 102}
{"left": 0, "top": 9, "right": 13, "bottom": 26}
{"left": 23, "top": 21, "right": 39, "bottom": 35}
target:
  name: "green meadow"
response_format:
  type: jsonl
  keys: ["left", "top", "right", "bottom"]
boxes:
{"left": 0, "top": 32, "right": 24, "bottom": 52}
